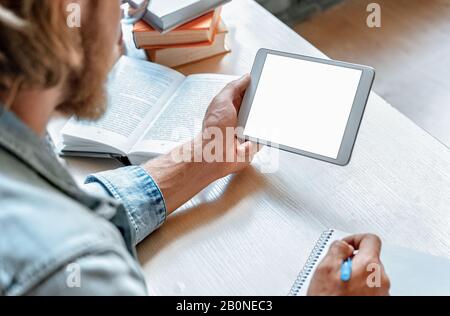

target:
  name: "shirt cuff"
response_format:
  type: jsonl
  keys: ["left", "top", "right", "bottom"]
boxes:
{"left": 85, "top": 166, "right": 167, "bottom": 245}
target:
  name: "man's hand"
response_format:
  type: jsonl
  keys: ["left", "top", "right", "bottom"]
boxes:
{"left": 144, "top": 74, "right": 258, "bottom": 214}
{"left": 307, "top": 234, "right": 391, "bottom": 296}
{"left": 201, "top": 74, "right": 259, "bottom": 178}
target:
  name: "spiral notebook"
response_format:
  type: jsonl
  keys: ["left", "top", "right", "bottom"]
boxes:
{"left": 289, "top": 229, "right": 450, "bottom": 296}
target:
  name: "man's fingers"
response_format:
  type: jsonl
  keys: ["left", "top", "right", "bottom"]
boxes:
{"left": 325, "top": 240, "right": 355, "bottom": 263}
{"left": 343, "top": 234, "right": 382, "bottom": 259}
{"left": 237, "top": 141, "right": 259, "bottom": 163}
{"left": 245, "top": 141, "right": 260, "bottom": 159}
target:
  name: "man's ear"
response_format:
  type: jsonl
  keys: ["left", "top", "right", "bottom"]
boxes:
{"left": 3, "top": 78, "right": 23, "bottom": 109}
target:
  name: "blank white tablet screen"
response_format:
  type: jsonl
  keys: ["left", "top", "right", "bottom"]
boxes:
{"left": 244, "top": 54, "right": 362, "bottom": 159}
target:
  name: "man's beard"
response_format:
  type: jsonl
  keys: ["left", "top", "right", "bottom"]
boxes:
{"left": 56, "top": 10, "right": 116, "bottom": 121}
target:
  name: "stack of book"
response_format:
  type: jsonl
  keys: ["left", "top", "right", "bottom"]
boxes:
{"left": 132, "top": 0, "right": 231, "bottom": 68}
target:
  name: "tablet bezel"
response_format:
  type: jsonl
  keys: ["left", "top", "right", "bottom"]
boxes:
{"left": 237, "top": 48, "right": 375, "bottom": 166}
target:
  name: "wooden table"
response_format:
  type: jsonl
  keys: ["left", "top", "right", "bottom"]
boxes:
{"left": 51, "top": 0, "right": 450, "bottom": 296}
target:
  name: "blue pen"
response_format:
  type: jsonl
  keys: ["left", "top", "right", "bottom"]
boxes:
{"left": 340, "top": 258, "right": 352, "bottom": 282}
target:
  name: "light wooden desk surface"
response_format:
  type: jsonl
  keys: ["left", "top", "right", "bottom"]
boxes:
{"left": 53, "top": 0, "right": 450, "bottom": 296}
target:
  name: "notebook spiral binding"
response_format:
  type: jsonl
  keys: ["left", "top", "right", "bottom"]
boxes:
{"left": 288, "top": 229, "right": 335, "bottom": 296}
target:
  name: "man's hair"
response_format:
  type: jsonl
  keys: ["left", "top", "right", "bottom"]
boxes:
{"left": 0, "top": 0, "right": 115, "bottom": 119}
{"left": 0, "top": 0, "right": 83, "bottom": 94}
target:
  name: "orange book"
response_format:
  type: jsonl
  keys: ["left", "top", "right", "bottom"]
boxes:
{"left": 146, "top": 20, "right": 230, "bottom": 68}
{"left": 133, "top": 8, "right": 222, "bottom": 49}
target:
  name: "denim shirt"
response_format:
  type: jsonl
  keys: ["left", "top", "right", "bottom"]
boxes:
{"left": 0, "top": 107, "right": 167, "bottom": 296}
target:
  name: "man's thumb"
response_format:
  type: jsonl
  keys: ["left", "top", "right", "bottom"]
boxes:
{"left": 229, "top": 74, "right": 251, "bottom": 96}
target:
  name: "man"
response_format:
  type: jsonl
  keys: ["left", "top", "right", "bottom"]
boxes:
{"left": 0, "top": 0, "right": 390, "bottom": 295}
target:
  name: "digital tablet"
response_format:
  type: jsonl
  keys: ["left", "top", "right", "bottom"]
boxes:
{"left": 238, "top": 49, "right": 375, "bottom": 166}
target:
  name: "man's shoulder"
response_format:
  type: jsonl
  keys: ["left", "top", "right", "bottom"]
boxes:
{"left": 0, "top": 173, "right": 131, "bottom": 296}
{"left": 25, "top": 249, "right": 148, "bottom": 296}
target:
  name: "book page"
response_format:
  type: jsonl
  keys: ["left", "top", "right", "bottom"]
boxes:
{"left": 130, "top": 74, "right": 237, "bottom": 157}
{"left": 61, "top": 56, "right": 185, "bottom": 154}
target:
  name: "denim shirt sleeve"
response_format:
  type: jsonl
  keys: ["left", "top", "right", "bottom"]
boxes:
{"left": 84, "top": 166, "right": 167, "bottom": 245}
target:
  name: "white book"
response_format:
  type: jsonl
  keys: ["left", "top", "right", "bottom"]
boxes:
{"left": 137, "top": 0, "right": 231, "bottom": 33}
{"left": 289, "top": 229, "right": 450, "bottom": 296}
{"left": 60, "top": 56, "right": 237, "bottom": 165}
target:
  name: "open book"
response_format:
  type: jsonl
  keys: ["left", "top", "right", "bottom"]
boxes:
{"left": 60, "top": 56, "right": 237, "bottom": 165}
